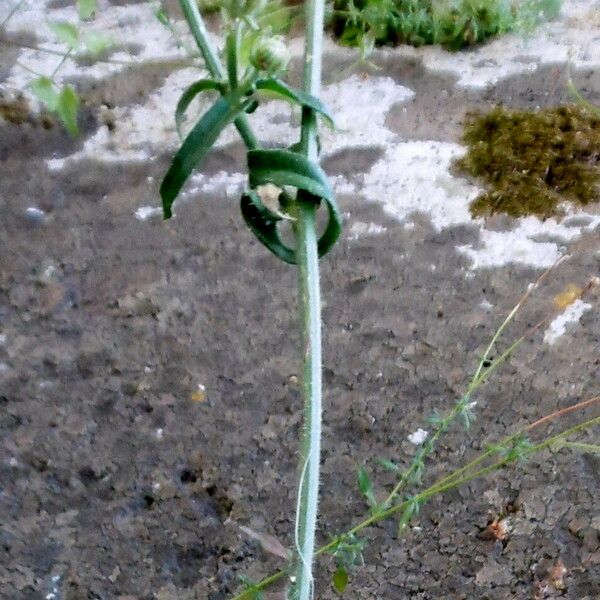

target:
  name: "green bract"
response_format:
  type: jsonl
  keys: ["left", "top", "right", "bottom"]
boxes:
{"left": 249, "top": 35, "right": 291, "bottom": 73}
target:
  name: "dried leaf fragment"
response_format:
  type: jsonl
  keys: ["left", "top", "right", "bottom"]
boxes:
{"left": 239, "top": 525, "right": 290, "bottom": 560}
{"left": 548, "top": 559, "right": 567, "bottom": 590}
{"left": 554, "top": 284, "right": 583, "bottom": 310}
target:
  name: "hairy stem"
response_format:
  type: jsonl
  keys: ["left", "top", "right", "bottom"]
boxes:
{"left": 292, "top": 1, "right": 327, "bottom": 599}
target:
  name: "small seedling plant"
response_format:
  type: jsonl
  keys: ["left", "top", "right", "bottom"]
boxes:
{"left": 0, "top": 0, "right": 113, "bottom": 134}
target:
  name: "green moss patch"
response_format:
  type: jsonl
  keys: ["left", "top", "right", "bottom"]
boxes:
{"left": 455, "top": 105, "right": 600, "bottom": 219}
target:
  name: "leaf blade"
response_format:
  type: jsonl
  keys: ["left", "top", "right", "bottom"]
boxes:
{"left": 77, "top": 0, "right": 97, "bottom": 20}
{"left": 160, "top": 96, "right": 247, "bottom": 218}
{"left": 332, "top": 566, "right": 348, "bottom": 594}
{"left": 29, "top": 76, "right": 59, "bottom": 111}
{"left": 174, "top": 79, "right": 225, "bottom": 138}
{"left": 357, "top": 465, "right": 377, "bottom": 507}
{"left": 56, "top": 85, "right": 80, "bottom": 136}
{"left": 81, "top": 30, "right": 113, "bottom": 56}
{"left": 255, "top": 77, "right": 335, "bottom": 127}
{"left": 48, "top": 20, "right": 79, "bottom": 49}
{"left": 246, "top": 149, "right": 342, "bottom": 260}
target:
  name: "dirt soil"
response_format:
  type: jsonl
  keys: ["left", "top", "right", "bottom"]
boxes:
{"left": 1, "top": 24, "right": 600, "bottom": 600}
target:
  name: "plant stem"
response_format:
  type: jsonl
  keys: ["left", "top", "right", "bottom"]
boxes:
{"left": 291, "top": 2, "right": 327, "bottom": 599}
{"left": 178, "top": 0, "right": 258, "bottom": 150}
{"left": 177, "top": 2, "right": 327, "bottom": 597}
{"left": 564, "top": 441, "right": 600, "bottom": 453}
{"left": 293, "top": 201, "right": 322, "bottom": 600}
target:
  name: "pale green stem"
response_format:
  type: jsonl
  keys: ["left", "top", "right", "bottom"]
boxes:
{"left": 291, "top": 2, "right": 327, "bottom": 599}
{"left": 176, "top": 2, "right": 327, "bottom": 597}
{"left": 564, "top": 441, "right": 600, "bottom": 453}
{"left": 51, "top": 47, "right": 72, "bottom": 79}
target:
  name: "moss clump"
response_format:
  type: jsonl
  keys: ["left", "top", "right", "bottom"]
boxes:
{"left": 455, "top": 105, "right": 600, "bottom": 219}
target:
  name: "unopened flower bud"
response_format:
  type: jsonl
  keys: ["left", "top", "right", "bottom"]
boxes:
{"left": 250, "top": 35, "right": 290, "bottom": 73}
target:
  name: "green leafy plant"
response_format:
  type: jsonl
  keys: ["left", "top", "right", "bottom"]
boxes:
{"left": 160, "top": 1, "right": 340, "bottom": 599}
{"left": 0, "top": 0, "right": 112, "bottom": 135}
{"left": 159, "top": 4, "right": 598, "bottom": 597}
{"left": 330, "top": 0, "right": 561, "bottom": 54}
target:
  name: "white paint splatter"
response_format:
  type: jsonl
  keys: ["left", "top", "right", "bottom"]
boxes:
{"left": 26, "top": 206, "right": 46, "bottom": 218}
{"left": 363, "top": 141, "right": 477, "bottom": 228}
{"left": 135, "top": 206, "right": 162, "bottom": 221}
{"left": 479, "top": 298, "right": 494, "bottom": 311}
{"left": 408, "top": 428, "right": 429, "bottom": 445}
{"left": 347, "top": 221, "right": 387, "bottom": 240}
{"left": 363, "top": 140, "right": 599, "bottom": 269}
{"left": 543, "top": 299, "right": 592, "bottom": 345}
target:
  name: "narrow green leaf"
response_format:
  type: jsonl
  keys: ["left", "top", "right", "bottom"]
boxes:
{"left": 174, "top": 79, "right": 225, "bottom": 138}
{"left": 77, "top": 0, "right": 97, "bottom": 20}
{"left": 48, "top": 20, "right": 79, "bottom": 49}
{"left": 248, "top": 149, "right": 333, "bottom": 202}
{"left": 240, "top": 191, "right": 296, "bottom": 264}
{"left": 376, "top": 458, "right": 400, "bottom": 472}
{"left": 357, "top": 466, "right": 377, "bottom": 507}
{"left": 255, "top": 78, "right": 335, "bottom": 127}
{"left": 56, "top": 85, "right": 80, "bottom": 136}
{"left": 246, "top": 149, "right": 342, "bottom": 260}
{"left": 332, "top": 566, "right": 348, "bottom": 593}
{"left": 238, "top": 575, "right": 265, "bottom": 599}
{"left": 29, "top": 76, "right": 59, "bottom": 111}
{"left": 81, "top": 31, "right": 113, "bottom": 56}
{"left": 161, "top": 96, "right": 248, "bottom": 218}
{"left": 154, "top": 6, "right": 170, "bottom": 26}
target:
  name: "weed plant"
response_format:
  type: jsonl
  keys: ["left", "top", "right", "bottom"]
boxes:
{"left": 160, "top": 2, "right": 340, "bottom": 599}
{"left": 330, "top": 0, "right": 561, "bottom": 54}
{"left": 233, "top": 263, "right": 600, "bottom": 599}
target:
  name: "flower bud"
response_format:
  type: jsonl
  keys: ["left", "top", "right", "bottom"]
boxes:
{"left": 249, "top": 35, "right": 291, "bottom": 73}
